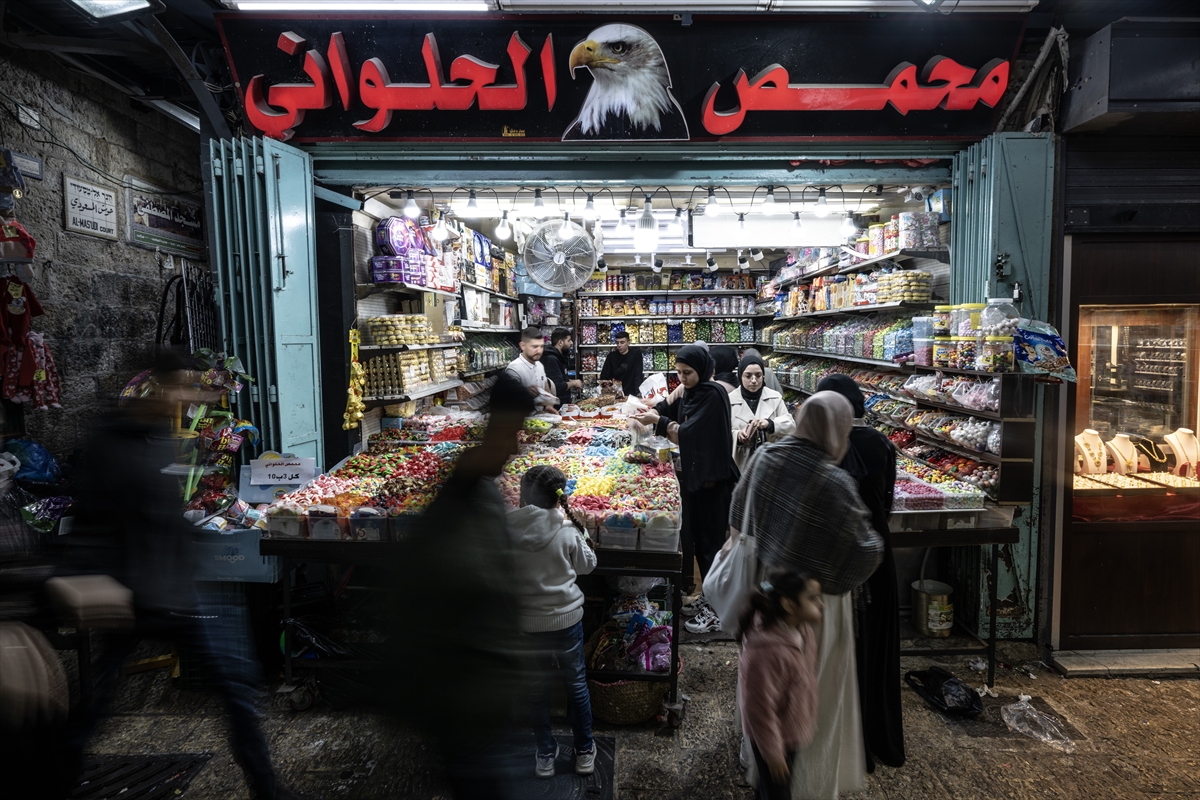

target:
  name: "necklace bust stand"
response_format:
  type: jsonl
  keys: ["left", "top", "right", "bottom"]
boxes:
{"left": 1106, "top": 434, "right": 1138, "bottom": 475}
{"left": 1074, "top": 429, "right": 1108, "bottom": 474}
{"left": 1164, "top": 428, "right": 1198, "bottom": 478}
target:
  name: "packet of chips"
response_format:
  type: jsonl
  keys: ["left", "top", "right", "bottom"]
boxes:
{"left": 1014, "top": 319, "right": 1077, "bottom": 382}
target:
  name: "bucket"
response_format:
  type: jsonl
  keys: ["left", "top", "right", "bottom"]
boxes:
{"left": 911, "top": 579, "right": 954, "bottom": 637}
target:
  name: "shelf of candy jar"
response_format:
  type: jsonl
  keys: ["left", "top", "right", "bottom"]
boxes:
{"left": 580, "top": 318, "right": 757, "bottom": 347}
{"left": 578, "top": 294, "right": 758, "bottom": 318}
{"left": 762, "top": 315, "right": 915, "bottom": 366}
{"left": 775, "top": 270, "right": 937, "bottom": 320}
{"left": 578, "top": 271, "right": 759, "bottom": 294}
{"left": 455, "top": 335, "right": 517, "bottom": 374}
{"left": 772, "top": 247, "right": 841, "bottom": 289}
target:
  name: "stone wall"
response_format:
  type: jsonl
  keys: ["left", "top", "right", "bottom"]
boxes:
{"left": 1, "top": 47, "right": 202, "bottom": 459}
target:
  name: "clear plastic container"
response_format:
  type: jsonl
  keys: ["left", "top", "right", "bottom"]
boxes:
{"left": 933, "top": 336, "right": 954, "bottom": 368}
{"left": 978, "top": 336, "right": 1015, "bottom": 372}
{"left": 914, "top": 338, "right": 934, "bottom": 366}
{"left": 980, "top": 298, "right": 1020, "bottom": 337}
{"left": 960, "top": 303, "right": 987, "bottom": 337}
{"left": 912, "top": 315, "right": 934, "bottom": 340}
{"left": 953, "top": 336, "right": 978, "bottom": 370}
{"left": 933, "top": 305, "right": 953, "bottom": 337}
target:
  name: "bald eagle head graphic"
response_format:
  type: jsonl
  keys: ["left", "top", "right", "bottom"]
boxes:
{"left": 564, "top": 24, "right": 690, "bottom": 141}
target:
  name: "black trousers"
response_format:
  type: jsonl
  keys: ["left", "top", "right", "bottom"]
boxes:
{"left": 681, "top": 478, "right": 735, "bottom": 593}
{"left": 751, "top": 742, "right": 796, "bottom": 800}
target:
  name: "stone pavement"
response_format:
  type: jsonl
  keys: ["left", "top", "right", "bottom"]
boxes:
{"left": 82, "top": 640, "right": 1199, "bottom": 799}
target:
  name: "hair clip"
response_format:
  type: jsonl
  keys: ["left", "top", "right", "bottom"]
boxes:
{"left": 760, "top": 581, "right": 773, "bottom": 593}
{"left": 556, "top": 488, "right": 564, "bottom": 496}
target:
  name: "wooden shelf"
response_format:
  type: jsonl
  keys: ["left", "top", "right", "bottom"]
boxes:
{"left": 359, "top": 342, "right": 460, "bottom": 352}
{"left": 362, "top": 378, "right": 463, "bottom": 403}
{"left": 461, "top": 280, "right": 518, "bottom": 301}
{"left": 357, "top": 283, "right": 457, "bottom": 299}
{"left": 777, "top": 301, "right": 937, "bottom": 319}
{"left": 773, "top": 348, "right": 912, "bottom": 370}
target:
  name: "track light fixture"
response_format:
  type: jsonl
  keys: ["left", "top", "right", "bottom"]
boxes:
{"left": 596, "top": 257, "right": 608, "bottom": 273}
{"left": 706, "top": 251, "right": 718, "bottom": 272}
{"left": 737, "top": 249, "right": 750, "bottom": 270}
{"left": 684, "top": 254, "right": 693, "bottom": 266}
{"left": 750, "top": 247, "right": 764, "bottom": 262}
{"left": 651, "top": 254, "right": 663, "bottom": 273}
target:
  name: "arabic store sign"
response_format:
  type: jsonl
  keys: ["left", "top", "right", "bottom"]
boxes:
{"left": 64, "top": 176, "right": 118, "bottom": 241}
{"left": 217, "top": 14, "right": 1023, "bottom": 143}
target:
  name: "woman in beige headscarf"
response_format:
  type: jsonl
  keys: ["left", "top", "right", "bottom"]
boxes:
{"left": 729, "top": 391, "right": 882, "bottom": 799}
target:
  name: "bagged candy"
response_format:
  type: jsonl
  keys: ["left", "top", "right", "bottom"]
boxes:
{"left": 1014, "top": 319, "right": 1076, "bottom": 382}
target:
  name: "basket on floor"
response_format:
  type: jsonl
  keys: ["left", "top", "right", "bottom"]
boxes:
{"left": 584, "top": 622, "right": 683, "bottom": 725}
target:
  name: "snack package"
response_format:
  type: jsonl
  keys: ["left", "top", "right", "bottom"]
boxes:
{"left": 1014, "top": 319, "right": 1077, "bottom": 382}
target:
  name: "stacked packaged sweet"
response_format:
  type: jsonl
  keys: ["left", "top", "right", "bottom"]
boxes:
{"left": 766, "top": 316, "right": 914, "bottom": 363}
{"left": 457, "top": 335, "right": 517, "bottom": 373}
{"left": 899, "top": 409, "right": 1001, "bottom": 455}
{"left": 902, "top": 372, "right": 1000, "bottom": 413}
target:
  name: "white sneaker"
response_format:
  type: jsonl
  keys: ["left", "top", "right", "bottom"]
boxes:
{"left": 684, "top": 602, "right": 721, "bottom": 634}
{"left": 575, "top": 746, "right": 596, "bottom": 776}
{"left": 535, "top": 743, "right": 558, "bottom": 778}
{"left": 681, "top": 595, "right": 705, "bottom": 617}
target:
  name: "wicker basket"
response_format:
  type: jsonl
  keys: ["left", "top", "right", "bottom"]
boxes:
{"left": 584, "top": 622, "right": 682, "bottom": 725}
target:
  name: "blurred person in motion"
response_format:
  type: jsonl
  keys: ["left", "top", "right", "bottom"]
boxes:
{"left": 57, "top": 350, "right": 288, "bottom": 799}
{"left": 729, "top": 352, "right": 795, "bottom": 470}
{"left": 711, "top": 345, "right": 740, "bottom": 392}
{"left": 386, "top": 373, "right": 535, "bottom": 799}
{"left": 737, "top": 571, "right": 824, "bottom": 800}
{"left": 632, "top": 344, "right": 739, "bottom": 634}
{"left": 542, "top": 327, "right": 582, "bottom": 409}
{"left": 816, "top": 374, "right": 905, "bottom": 772}
{"left": 507, "top": 465, "right": 597, "bottom": 778}
{"left": 730, "top": 391, "right": 882, "bottom": 799}
{"left": 506, "top": 326, "right": 559, "bottom": 413}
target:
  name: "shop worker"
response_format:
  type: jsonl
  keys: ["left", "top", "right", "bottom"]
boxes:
{"left": 506, "top": 326, "right": 559, "bottom": 413}
{"left": 599, "top": 329, "right": 645, "bottom": 398}
{"left": 542, "top": 327, "right": 582, "bottom": 409}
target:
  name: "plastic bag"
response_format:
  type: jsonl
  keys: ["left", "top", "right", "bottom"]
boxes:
{"left": 615, "top": 576, "right": 665, "bottom": 596}
{"left": 1001, "top": 694, "right": 1076, "bottom": 752}
{"left": 5, "top": 440, "right": 60, "bottom": 484}
{"left": 904, "top": 666, "right": 984, "bottom": 718}
{"left": 1015, "top": 319, "right": 1077, "bottom": 382}
{"left": 638, "top": 372, "right": 669, "bottom": 402}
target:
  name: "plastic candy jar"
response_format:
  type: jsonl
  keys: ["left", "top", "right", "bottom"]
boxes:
{"left": 953, "top": 337, "right": 978, "bottom": 370}
{"left": 978, "top": 336, "right": 1015, "bottom": 372}
{"left": 933, "top": 336, "right": 954, "bottom": 368}
{"left": 933, "top": 305, "right": 953, "bottom": 337}
{"left": 980, "top": 298, "right": 1020, "bottom": 336}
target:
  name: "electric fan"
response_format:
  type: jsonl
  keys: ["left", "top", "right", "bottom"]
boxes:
{"left": 521, "top": 219, "right": 596, "bottom": 293}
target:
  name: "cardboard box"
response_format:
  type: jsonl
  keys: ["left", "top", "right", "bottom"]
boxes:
{"left": 191, "top": 527, "right": 281, "bottom": 583}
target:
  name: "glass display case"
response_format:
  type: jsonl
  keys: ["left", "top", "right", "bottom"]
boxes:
{"left": 1072, "top": 304, "right": 1200, "bottom": 516}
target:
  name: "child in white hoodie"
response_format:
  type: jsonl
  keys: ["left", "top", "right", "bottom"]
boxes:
{"left": 508, "top": 465, "right": 598, "bottom": 778}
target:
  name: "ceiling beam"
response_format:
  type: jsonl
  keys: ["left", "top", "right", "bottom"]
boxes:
{"left": 136, "top": 14, "right": 232, "bottom": 140}
{"left": 0, "top": 32, "right": 157, "bottom": 56}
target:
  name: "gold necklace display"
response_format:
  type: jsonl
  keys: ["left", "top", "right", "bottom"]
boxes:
{"left": 1080, "top": 439, "right": 1102, "bottom": 469}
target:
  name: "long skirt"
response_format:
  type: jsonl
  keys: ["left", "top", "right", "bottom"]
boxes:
{"left": 790, "top": 592, "right": 865, "bottom": 800}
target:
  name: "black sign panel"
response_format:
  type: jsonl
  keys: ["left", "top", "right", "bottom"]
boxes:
{"left": 216, "top": 13, "right": 1024, "bottom": 143}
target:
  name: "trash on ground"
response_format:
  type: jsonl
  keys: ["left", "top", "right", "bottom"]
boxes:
{"left": 905, "top": 667, "right": 984, "bottom": 718}
{"left": 1001, "top": 694, "right": 1076, "bottom": 753}
{"left": 966, "top": 657, "right": 988, "bottom": 672}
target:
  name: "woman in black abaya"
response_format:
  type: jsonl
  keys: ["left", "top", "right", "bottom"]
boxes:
{"left": 634, "top": 345, "right": 739, "bottom": 634}
{"left": 815, "top": 373, "right": 906, "bottom": 771}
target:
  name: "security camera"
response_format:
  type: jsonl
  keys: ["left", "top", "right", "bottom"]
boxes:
{"left": 906, "top": 185, "right": 933, "bottom": 204}
{"left": 596, "top": 257, "right": 607, "bottom": 273}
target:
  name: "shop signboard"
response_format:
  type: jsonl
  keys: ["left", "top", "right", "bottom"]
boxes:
{"left": 124, "top": 176, "right": 206, "bottom": 258}
{"left": 217, "top": 13, "right": 1023, "bottom": 144}
{"left": 63, "top": 176, "right": 118, "bottom": 241}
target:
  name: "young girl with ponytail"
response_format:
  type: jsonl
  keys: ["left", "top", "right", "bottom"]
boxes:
{"left": 507, "top": 465, "right": 598, "bottom": 778}
{"left": 738, "top": 571, "right": 824, "bottom": 800}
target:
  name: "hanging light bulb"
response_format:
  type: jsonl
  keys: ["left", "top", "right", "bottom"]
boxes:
{"left": 532, "top": 188, "right": 546, "bottom": 216}
{"left": 617, "top": 208, "right": 630, "bottom": 233}
{"left": 495, "top": 210, "right": 511, "bottom": 240}
{"left": 737, "top": 212, "right": 746, "bottom": 230}
{"left": 673, "top": 207, "right": 686, "bottom": 236}
{"left": 814, "top": 188, "right": 830, "bottom": 218}
{"left": 581, "top": 192, "right": 598, "bottom": 221}
{"left": 763, "top": 186, "right": 782, "bottom": 215}
{"left": 840, "top": 211, "right": 857, "bottom": 237}
{"left": 705, "top": 187, "right": 721, "bottom": 216}
{"left": 460, "top": 189, "right": 479, "bottom": 217}
{"left": 402, "top": 190, "right": 420, "bottom": 219}
{"left": 633, "top": 194, "right": 659, "bottom": 253}
{"left": 558, "top": 211, "right": 572, "bottom": 239}
{"left": 431, "top": 213, "right": 450, "bottom": 242}
{"left": 792, "top": 211, "right": 803, "bottom": 229}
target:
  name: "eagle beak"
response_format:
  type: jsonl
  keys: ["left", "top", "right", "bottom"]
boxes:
{"left": 569, "top": 39, "right": 617, "bottom": 77}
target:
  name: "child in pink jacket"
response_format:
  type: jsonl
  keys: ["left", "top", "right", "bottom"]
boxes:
{"left": 737, "top": 571, "right": 823, "bottom": 800}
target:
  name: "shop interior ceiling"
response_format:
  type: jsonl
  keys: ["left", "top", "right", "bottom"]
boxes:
{"left": 360, "top": 181, "right": 944, "bottom": 266}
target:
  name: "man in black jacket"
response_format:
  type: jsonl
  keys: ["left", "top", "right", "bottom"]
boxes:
{"left": 599, "top": 330, "right": 644, "bottom": 399}
{"left": 542, "top": 327, "right": 582, "bottom": 408}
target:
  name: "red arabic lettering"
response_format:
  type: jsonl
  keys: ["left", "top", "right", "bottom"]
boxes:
{"left": 701, "top": 57, "right": 1010, "bottom": 136}
{"left": 328, "top": 32, "right": 354, "bottom": 111}
{"left": 245, "top": 32, "right": 333, "bottom": 141}
{"left": 355, "top": 32, "right": 531, "bottom": 132}
{"left": 541, "top": 34, "right": 557, "bottom": 111}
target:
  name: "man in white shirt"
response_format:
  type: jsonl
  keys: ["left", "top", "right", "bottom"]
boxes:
{"left": 506, "top": 327, "right": 559, "bottom": 413}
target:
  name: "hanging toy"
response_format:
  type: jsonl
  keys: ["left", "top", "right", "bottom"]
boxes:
{"left": 343, "top": 329, "right": 367, "bottom": 429}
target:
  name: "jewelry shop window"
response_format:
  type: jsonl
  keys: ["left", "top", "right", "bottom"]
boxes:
{"left": 1072, "top": 304, "right": 1200, "bottom": 521}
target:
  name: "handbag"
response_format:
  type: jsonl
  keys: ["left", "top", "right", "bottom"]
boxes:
{"left": 702, "top": 455, "right": 763, "bottom": 635}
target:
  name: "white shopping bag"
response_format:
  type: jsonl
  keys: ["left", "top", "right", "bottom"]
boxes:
{"left": 703, "top": 529, "right": 758, "bottom": 636}
{"left": 638, "top": 372, "right": 668, "bottom": 402}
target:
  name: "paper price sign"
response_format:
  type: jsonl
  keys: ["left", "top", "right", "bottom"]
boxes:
{"left": 250, "top": 457, "right": 315, "bottom": 486}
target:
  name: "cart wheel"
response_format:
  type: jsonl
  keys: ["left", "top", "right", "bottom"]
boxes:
{"left": 668, "top": 709, "right": 684, "bottom": 729}
{"left": 289, "top": 686, "right": 316, "bottom": 711}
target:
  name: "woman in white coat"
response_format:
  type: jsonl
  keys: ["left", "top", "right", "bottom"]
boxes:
{"left": 729, "top": 352, "right": 795, "bottom": 470}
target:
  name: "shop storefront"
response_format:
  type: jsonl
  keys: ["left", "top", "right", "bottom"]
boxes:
{"left": 209, "top": 9, "right": 1061, "bottom": 674}
{"left": 1045, "top": 19, "right": 1200, "bottom": 657}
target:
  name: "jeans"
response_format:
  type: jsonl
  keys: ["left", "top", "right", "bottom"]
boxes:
{"left": 527, "top": 620, "right": 593, "bottom": 757}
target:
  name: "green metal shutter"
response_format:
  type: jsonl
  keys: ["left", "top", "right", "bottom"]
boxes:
{"left": 207, "top": 137, "right": 324, "bottom": 466}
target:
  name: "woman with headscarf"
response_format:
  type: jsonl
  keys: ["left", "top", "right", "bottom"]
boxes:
{"left": 711, "top": 345, "right": 740, "bottom": 392}
{"left": 729, "top": 352, "right": 795, "bottom": 470}
{"left": 633, "top": 344, "right": 739, "bottom": 634}
{"left": 741, "top": 347, "right": 781, "bottom": 393}
{"left": 815, "top": 374, "right": 905, "bottom": 773}
{"left": 729, "top": 392, "right": 882, "bottom": 800}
